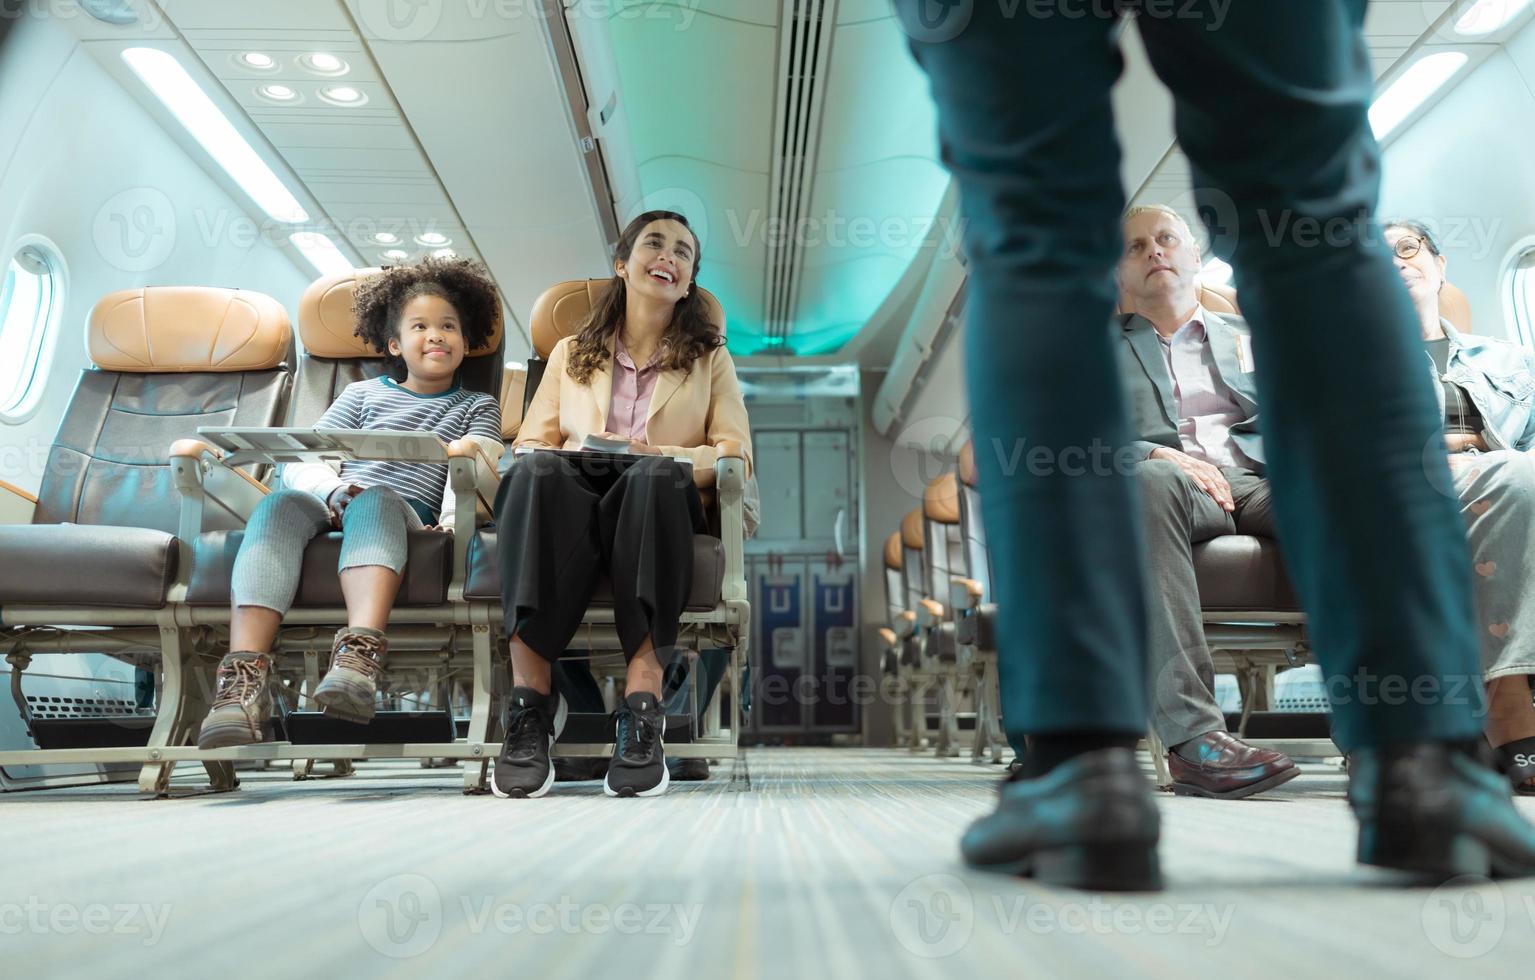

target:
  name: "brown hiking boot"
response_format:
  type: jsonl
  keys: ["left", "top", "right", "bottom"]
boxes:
{"left": 197, "top": 651, "right": 275, "bottom": 749}
{"left": 313, "top": 628, "right": 387, "bottom": 724}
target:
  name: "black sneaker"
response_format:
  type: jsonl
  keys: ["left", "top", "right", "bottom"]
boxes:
{"left": 604, "top": 692, "right": 668, "bottom": 797}
{"left": 491, "top": 686, "right": 567, "bottom": 799}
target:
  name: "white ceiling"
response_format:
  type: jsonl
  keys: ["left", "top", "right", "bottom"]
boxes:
{"left": 56, "top": 0, "right": 1534, "bottom": 364}
{"left": 1132, "top": 1, "right": 1526, "bottom": 214}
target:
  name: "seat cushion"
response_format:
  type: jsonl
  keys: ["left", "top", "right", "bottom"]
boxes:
{"left": 1192, "top": 535, "right": 1300, "bottom": 613}
{"left": 186, "top": 529, "right": 452, "bottom": 607}
{"left": 0, "top": 524, "right": 177, "bottom": 608}
{"left": 463, "top": 530, "right": 725, "bottom": 610}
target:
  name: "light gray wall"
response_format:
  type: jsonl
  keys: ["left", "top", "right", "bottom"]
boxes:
{"left": 0, "top": 14, "right": 310, "bottom": 492}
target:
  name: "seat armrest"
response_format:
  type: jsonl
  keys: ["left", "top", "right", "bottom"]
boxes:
{"left": 446, "top": 438, "right": 503, "bottom": 597}
{"left": 170, "top": 439, "right": 270, "bottom": 541}
{"left": 917, "top": 598, "right": 945, "bottom": 628}
{"left": 949, "top": 576, "right": 982, "bottom": 612}
{"left": 714, "top": 443, "right": 747, "bottom": 602}
{"left": 877, "top": 627, "right": 898, "bottom": 649}
{"left": 0, "top": 478, "right": 37, "bottom": 525}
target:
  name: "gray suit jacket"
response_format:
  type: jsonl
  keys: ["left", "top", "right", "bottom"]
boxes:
{"left": 1115, "top": 310, "right": 1265, "bottom": 470}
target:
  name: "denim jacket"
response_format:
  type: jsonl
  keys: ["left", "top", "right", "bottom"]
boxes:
{"left": 1431, "top": 320, "right": 1535, "bottom": 451}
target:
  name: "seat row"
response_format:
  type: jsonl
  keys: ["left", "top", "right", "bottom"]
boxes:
{"left": 0, "top": 273, "right": 751, "bottom": 796}
{"left": 878, "top": 438, "right": 1314, "bottom": 781}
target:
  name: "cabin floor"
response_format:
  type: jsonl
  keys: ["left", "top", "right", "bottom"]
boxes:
{"left": 3, "top": 747, "right": 1533, "bottom": 977}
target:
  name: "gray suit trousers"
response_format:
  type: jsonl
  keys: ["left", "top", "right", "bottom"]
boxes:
{"left": 1137, "top": 458, "right": 1275, "bottom": 747}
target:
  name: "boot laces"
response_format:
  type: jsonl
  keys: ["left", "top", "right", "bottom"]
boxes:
{"left": 211, "top": 657, "right": 266, "bottom": 710}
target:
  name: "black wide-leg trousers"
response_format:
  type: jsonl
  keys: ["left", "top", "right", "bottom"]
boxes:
{"left": 494, "top": 451, "right": 706, "bottom": 662}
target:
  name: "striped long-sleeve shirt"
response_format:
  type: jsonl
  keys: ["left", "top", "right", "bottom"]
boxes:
{"left": 283, "top": 377, "right": 502, "bottom": 529}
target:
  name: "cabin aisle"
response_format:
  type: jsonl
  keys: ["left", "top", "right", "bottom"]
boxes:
{"left": 3, "top": 748, "right": 1533, "bottom": 978}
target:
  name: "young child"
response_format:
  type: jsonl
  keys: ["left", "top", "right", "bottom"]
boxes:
{"left": 198, "top": 258, "right": 504, "bottom": 748}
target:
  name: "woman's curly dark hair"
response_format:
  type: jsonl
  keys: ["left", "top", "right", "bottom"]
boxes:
{"left": 351, "top": 257, "right": 501, "bottom": 381}
{"left": 566, "top": 210, "right": 723, "bottom": 385}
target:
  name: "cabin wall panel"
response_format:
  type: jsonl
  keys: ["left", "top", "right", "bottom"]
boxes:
{"left": 0, "top": 15, "right": 308, "bottom": 493}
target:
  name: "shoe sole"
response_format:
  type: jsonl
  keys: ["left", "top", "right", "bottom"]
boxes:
{"left": 604, "top": 763, "right": 670, "bottom": 798}
{"left": 314, "top": 671, "right": 376, "bottom": 724}
{"left": 974, "top": 840, "right": 1163, "bottom": 892}
{"left": 491, "top": 695, "right": 567, "bottom": 800}
{"left": 1170, "top": 764, "right": 1301, "bottom": 801}
{"left": 196, "top": 721, "right": 265, "bottom": 750}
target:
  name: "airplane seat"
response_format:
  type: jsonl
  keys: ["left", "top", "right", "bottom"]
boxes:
{"left": 462, "top": 277, "right": 749, "bottom": 769}
{"left": 1441, "top": 281, "right": 1473, "bottom": 333}
{"left": 0, "top": 286, "right": 293, "bottom": 609}
{"left": 951, "top": 440, "right": 1007, "bottom": 763}
{"left": 497, "top": 364, "right": 528, "bottom": 472}
{"left": 182, "top": 269, "right": 505, "bottom": 610}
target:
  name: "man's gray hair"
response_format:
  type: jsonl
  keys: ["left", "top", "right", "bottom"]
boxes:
{"left": 1122, "top": 204, "right": 1197, "bottom": 239}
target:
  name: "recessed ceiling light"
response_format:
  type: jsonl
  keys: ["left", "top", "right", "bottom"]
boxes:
{"left": 239, "top": 52, "right": 276, "bottom": 70}
{"left": 432, "top": 249, "right": 457, "bottom": 260}
{"left": 257, "top": 83, "right": 299, "bottom": 102}
{"left": 319, "top": 85, "right": 367, "bottom": 106}
{"left": 289, "top": 232, "right": 354, "bottom": 277}
{"left": 79, "top": 0, "right": 138, "bottom": 25}
{"left": 416, "top": 232, "right": 450, "bottom": 247}
{"left": 300, "top": 52, "right": 349, "bottom": 75}
{"left": 372, "top": 232, "right": 401, "bottom": 245}
{"left": 121, "top": 48, "right": 308, "bottom": 224}
{"left": 1456, "top": 0, "right": 1534, "bottom": 35}
{"left": 1369, "top": 51, "right": 1469, "bottom": 139}
{"left": 381, "top": 249, "right": 410, "bottom": 262}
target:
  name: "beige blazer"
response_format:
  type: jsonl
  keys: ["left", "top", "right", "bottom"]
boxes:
{"left": 515, "top": 336, "right": 754, "bottom": 485}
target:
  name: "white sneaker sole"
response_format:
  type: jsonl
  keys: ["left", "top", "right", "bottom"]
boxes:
{"left": 490, "top": 694, "right": 567, "bottom": 799}
{"left": 603, "top": 732, "right": 669, "bottom": 798}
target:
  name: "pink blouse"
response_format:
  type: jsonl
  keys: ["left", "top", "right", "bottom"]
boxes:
{"left": 607, "top": 334, "right": 662, "bottom": 441}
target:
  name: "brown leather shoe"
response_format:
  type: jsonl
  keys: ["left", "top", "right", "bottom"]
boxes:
{"left": 1167, "top": 731, "right": 1300, "bottom": 800}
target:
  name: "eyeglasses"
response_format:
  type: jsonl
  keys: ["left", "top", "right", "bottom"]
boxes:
{"left": 1393, "top": 235, "right": 1428, "bottom": 259}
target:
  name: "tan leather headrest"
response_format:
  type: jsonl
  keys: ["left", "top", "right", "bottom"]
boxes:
{"left": 900, "top": 509, "right": 925, "bottom": 551}
{"left": 299, "top": 268, "right": 503, "bottom": 358}
{"left": 499, "top": 364, "right": 527, "bottom": 440}
{"left": 1118, "top": 282, "right": 1240, "bottom": 318}
{"left": 959, "top": 440, "right": 978, "bottom": 488}
{"left": 884, "top": 532, "right": 902, "bottom": 571}
{"left": 530, "top": 278, "right": 726, "bottom": 358}
{"left": 88, "top": 287, "right": 290, "bottom": 373}
{"left": 924, "top": 472, "right": 961, "bottom": 525}
{"left": 1442, "top": 281, "right": 1473, "bottom": 333}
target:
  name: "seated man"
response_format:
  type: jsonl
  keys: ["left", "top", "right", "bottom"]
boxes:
{"left": 1115, "top": 204, "right": 1299, "bottom": 798}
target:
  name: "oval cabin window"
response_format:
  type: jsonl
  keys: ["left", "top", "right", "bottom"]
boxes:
{"left": 1509, "top": 246, "right": 1535, "bottom": 350}
{"left": 0, "top": 243, "right": 62, "bottom": 421}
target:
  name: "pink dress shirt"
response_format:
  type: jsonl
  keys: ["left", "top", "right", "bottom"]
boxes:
{"left": 607, "top": 334, "right": 662, "bottom": 441}
{"left": 1157, "top": 306, "right": 1254, "bottom": 469}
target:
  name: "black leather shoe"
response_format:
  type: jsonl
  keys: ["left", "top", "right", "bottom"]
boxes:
{"left": 1349, "top": 742, "right": 1535, "bottom": 879}
{"left": 961, "top": 748, "right": 1162, "bottom": 891}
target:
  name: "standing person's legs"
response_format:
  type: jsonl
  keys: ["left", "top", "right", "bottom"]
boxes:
{"left": 1137, "top": 3, "right": 1483, "bottom": 749}
{"left": 896, "top": 1, "right": 1163, "bottom": 888}
{"left": 1141, "top": 3, "right": 1535, "bottom": 874}
{"left": 898, "top": 2, "right": 1146, "bottom": 747}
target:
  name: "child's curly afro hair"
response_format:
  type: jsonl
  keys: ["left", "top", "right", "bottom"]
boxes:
{"left": 351, "top": 257, "right": 502, "bottom": 380}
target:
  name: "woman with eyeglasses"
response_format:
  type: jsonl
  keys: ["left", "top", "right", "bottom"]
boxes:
{"left": 1385, "top": 219, "right": 1535, "bottom": 792}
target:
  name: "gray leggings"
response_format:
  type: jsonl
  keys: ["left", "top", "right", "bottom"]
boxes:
{"left": 231, "top": 486, "right": 422, "bottom": 614}
{"left": 1455, "top": 450, "right": 1535, "bottom": 680}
